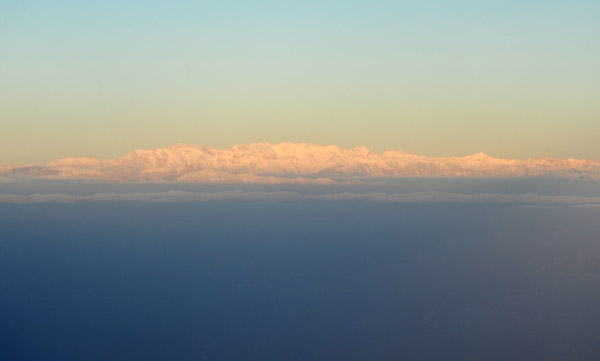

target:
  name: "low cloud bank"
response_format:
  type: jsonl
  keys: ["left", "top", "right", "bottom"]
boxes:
{"left": 1, "top": 189, "right": 599, "bottom": 207}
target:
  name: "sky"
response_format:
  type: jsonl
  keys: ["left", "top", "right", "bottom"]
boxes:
{"left": 1, "top": 0, "right": 599, "bottom": 164}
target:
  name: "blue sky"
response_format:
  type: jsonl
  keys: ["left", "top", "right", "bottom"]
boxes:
{"left": 1, "top": 0, "right": 599, "bottom": 163}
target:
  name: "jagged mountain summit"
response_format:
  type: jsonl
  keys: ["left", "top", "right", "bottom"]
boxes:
{"left": 2, "top": 142, "right": 600, "bottom": 183}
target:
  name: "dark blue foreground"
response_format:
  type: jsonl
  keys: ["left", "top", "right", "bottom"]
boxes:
{"left": 1, "top": 201, "right": 599, "bottom": 360}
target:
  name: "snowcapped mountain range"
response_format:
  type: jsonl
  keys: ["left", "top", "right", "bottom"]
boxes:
{"left": 2, "top": 142, "right": 599, "bottom": 183}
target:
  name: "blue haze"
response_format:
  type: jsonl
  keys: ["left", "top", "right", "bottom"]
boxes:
{"left": 1, "top": 179, "right": 600, "bottom": 360}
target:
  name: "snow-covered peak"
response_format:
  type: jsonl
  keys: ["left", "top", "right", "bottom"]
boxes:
{"left": 460, "top": 152, "right": 497, "bottom": 163}
{"left": 3, "top": 142, "right": 600, "bottom": 183}
{"left": 464, "top": 152, "right": 492, "bottom": 159}
{"left": 48, "top": 157, "right": 102, "bottom": 167}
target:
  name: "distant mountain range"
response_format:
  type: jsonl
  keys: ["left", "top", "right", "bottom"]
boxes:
{"left": 2, "top": 142, "right": 599, "bottom": 183}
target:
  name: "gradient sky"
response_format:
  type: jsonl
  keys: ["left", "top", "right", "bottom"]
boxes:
{"left": 1, "top": 0, "right": 599, "bottom": 164}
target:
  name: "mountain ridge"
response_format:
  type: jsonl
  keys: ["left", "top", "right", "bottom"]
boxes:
{"left": 2, "top": 142, "right": 599, "bottom": 183}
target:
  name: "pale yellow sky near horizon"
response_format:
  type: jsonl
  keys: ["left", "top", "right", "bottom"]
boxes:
{"left": 1, "top": 0, "right": 599, "bottom": 164}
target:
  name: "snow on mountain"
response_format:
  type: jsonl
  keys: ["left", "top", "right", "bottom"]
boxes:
{"left": 2, "top": 143, "right": 600, "bottom": 183}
